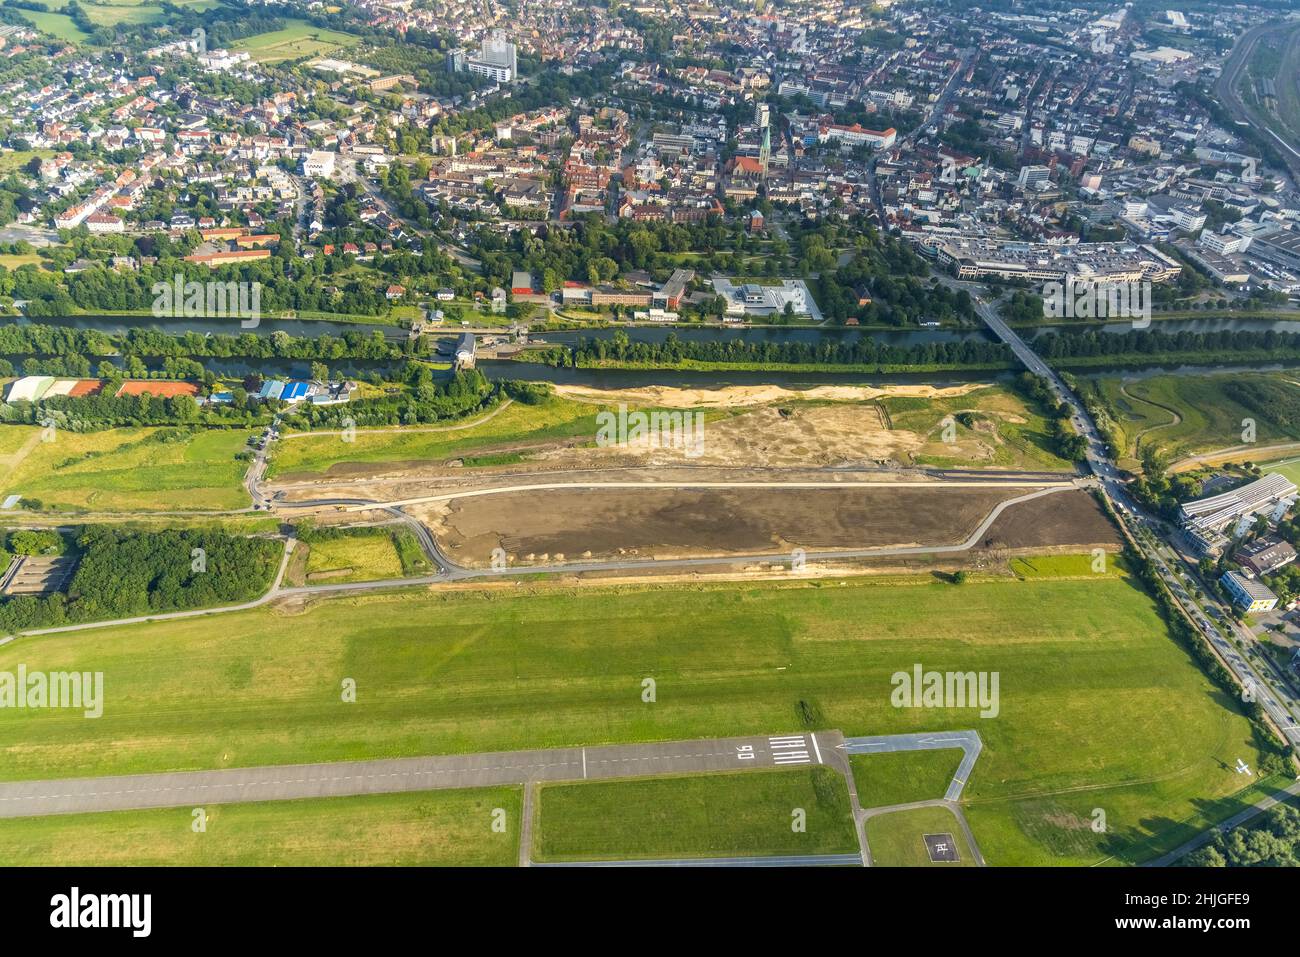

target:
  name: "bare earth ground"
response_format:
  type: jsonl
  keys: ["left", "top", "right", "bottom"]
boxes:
{"left": 268, "top": 493, "right": 1118, "bottom": 606}
{"left": 978, "top": 487, "right": 1118, "bottom": 549}
{"left": 419, "top": 485, "right": 1061, "bottom": 567}
{"left": 273, "top": 382, "right": 1024, "bottom": 484}
{"left": 274, "top": 464, "right": 940, "bottom": 507}
{"left": 551, "top": 383, "right": 985, "bottom": 408}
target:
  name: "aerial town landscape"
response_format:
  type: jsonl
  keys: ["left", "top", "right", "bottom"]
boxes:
{"left": 2, "top": 0, "right": 1300, "bottom": 908}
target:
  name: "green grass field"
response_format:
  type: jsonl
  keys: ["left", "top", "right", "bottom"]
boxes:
{"left": 0, "top": 426, "right": 253, "bottom": 512}
{"left": 81, "top": 2, "right": 165, "bottom": 27}
{"left": 881, "top": 384, "right": 1073, "bottom": 472}
{"left": 1263, "top": 456, "right": 1300, "bottom": 486}
{"left": 850, "top": 750, "right": 963, "bottom": 809}
{"left": 232, "top": 20, "right": 360, "bottom": 63}
{"left": 0, "top": 148, "right": 52, "bottom": 174}
{"left": 1009, "top": 552, "right": 1125, "bottom": 579}
{"left": 866, "top": 805, "right": 975, "bottom": 866}
{"left": 0, "top": 568, "right": 1271, "bottom": 865}
{"left": 302, "top": 529, "right": 405, "bottom": 584}
{"left": 9, "top": 8, "right": 88, "bottom": 42}
{"left": 533, "top": 768, "right": 857, "bottom": 862}
{"left": 1090, "top": 373, "right": 1298, "bottom": 466}
{"left": 269, "top": 396, "right": 603, "bottom": 477}
{"left": 0, "top": 787, "right": 520, "bottom": 866}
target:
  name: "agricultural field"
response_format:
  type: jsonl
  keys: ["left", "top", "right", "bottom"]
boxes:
{"left": 0, "top": 788, "right": 520, "bottom": 866}
{"left": 1087, "top": 372, "right": 1300, "bottom": 468}
{"left": 0, "top": 425, "right": 254, "bottom": 512}
{"left": 532, "top": 769, "right": 857, "bottom": 862}
{"left": 866, "top": 806, "right": 976, "bottom": 867}
{"left": 0, "top": 565, "right": 1271, "bottom": 865}
{"left": 232, "top": 20, "right": 361, "bottom": 64}
{"left": 269, "top": 395, "right": 604, "bottom": 478}
{"left": 850, "top": 750, "right": 963, "bottom": 809}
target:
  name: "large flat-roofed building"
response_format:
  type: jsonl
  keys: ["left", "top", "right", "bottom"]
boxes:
{"left": 931, "top": 237, "right": 1182, "bottom": 284}
{"left": 590, "top": 287, "right": 653, "bottom": 307}
{"left": 302, "top": 150, "right": 336, "bottom": 178}
{"left": 184, "top": 249, "right": 273, "bottom": 268}
{"left": 652, "top": 133, "right": 696, "bottom": 157}
{"left": 1017, "top": 165, "right": 1052, "bottom": 189}
{"left": 1242, "top": 228, "right": 1300, "bottom": 273}
{"left": 711, "top": 275, "right": 822, "bottom": 320}
{"left": 819, "top": 123, "right": 896, "bottom": 150}
{"left": 1180, "top": 473, "right": 1298, "bottom": 533}
{"left": 653, "top": 268, "right": 694, "bottom": 309}
{"left": 1221, "top": 570, "right": 1279, "bottom": 613}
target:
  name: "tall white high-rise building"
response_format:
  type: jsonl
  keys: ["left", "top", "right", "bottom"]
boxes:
{"left": 467, "top": 30, "right": 517, "bottom": 83}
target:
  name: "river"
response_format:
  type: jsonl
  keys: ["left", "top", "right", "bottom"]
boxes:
{"left": 9, "top": 314, "right": 1300, "bottom": 387}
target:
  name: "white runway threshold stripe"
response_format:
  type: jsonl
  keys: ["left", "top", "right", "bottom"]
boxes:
{"left": 769, "top": 735, "right": 812, "bottom": 766}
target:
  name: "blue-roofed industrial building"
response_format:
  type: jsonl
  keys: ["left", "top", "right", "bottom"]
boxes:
{"left": 280, "top": 381, "right": 311, "bottom": 402}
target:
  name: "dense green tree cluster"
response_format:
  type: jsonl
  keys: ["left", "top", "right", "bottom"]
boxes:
{"left": 1186, "top": 799, "right": 1300, "bottom": 866}
{"left": 5, "top": 529, "right": 63, "bottom": 556}
{"left": 278, "top": 366, "right": 493, "bottom": 430}
{"left": 538, "top": 329, "right": 1010, "bottom": 369}
{"left": 0, "top": 324, "right": 402, "bottom": 362}
{"left": 5, "top": 226, "right": 396, "bottom": 318}
{"left": 1008, "top": 372, "right": 1087, "bottom": 461}
{"left": 1, "top": 390, "right": 266, "bottom": 430}
{"left": 831, "top": 238, "right": 974, "bottom": 325}
{"left": 1036, "top": 328, "right": 1300, "bottom": 362}
{"left": 0, "top": 528, "right": 281, "bottom": 633}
